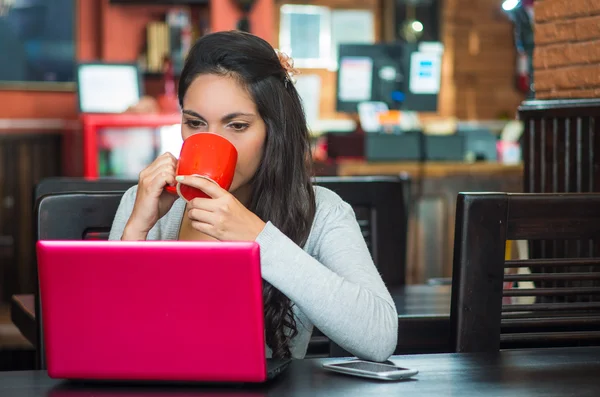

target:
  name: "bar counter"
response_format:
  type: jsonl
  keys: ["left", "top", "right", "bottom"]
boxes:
{"left": 330, "top": 160, "right": 523, "bottom": 283}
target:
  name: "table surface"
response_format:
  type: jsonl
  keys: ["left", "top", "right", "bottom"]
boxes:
{"left": 393, "top": 284, "right": 450, "bottom": 317}
{"left": 2, "top": 347, "right": 600, "bottom": 397}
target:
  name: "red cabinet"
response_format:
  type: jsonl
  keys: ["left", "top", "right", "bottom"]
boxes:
{"left": 81, "top": 113, "right": 183, "bottom": 178}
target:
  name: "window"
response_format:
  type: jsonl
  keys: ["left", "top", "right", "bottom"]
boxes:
{"left": 279, "top": 5, "right": 331, "bottom": 69}
{"left": 279, "top": 4, "right": 375, "bottom": 70}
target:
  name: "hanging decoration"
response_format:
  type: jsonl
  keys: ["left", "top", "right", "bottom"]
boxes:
{"left": 400, "top": 3, "right": 424, "bottom": 43}
{"left": 503, "top": 0, "right": 535, "bottom": 97}
{"left": 234, "top": 0, "right": 256, "bottom": 33}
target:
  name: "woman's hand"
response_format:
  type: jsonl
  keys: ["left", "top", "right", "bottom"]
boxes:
{"left": 176, "top": 175, "right": 266, "bottom": 241}
{"left": 123, "top": 153, "right": 178, "bottom": 240}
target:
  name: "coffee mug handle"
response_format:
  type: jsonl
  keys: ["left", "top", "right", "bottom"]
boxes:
{"left": 175, "top": 174, "right": 219, "bottom": 202}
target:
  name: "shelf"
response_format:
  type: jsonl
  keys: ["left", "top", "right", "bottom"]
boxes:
{"left": 143, "top": 72, "right": 181, "bottom": 79}
{"left": 110, "top": 0, "right": 208, "bottom": 4}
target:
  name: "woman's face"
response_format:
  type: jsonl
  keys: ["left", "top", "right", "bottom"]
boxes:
{"left": 181, "top": 73, "right": 267, "bottom": 196}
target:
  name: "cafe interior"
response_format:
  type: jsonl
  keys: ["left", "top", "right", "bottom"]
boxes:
{"left": 2, "top": 0, "right": 600, "bottom": 395}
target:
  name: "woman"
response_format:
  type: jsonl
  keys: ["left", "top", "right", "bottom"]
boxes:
{"left": 109, "top": 31, "right": 398, "bottom": 362}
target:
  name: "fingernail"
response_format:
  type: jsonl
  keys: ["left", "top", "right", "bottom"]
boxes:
{"left": 176, "top": 176, "right": 184, "bottom": 182}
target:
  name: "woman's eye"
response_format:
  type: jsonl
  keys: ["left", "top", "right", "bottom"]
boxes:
{"left": 229, "top": 123, "right": 249, "bottom": 132}
{"left": 185, "top": 120, "right": 204, "bottom": 129}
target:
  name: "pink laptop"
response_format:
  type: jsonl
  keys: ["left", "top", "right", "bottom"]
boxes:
{"left": 36, "top": 240, "right": 291, "bottom": 383}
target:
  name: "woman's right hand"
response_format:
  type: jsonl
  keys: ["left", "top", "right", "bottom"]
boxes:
{"left": 123, "top": 153, "right": 178, "bottom": 240}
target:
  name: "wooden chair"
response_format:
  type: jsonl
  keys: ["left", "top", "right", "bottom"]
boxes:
{"left": 519, "top": 99, "right": 600, "bottom": 300}
{"left": 450, "top": 192, "right": 600, "bottom": 353}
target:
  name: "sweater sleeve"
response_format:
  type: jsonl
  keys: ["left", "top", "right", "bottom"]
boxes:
{"left": 255, "top": 201, "right": 398, "bottom": 362}
{"left": 108, "top": 186, "right": 138, "bottom": 241}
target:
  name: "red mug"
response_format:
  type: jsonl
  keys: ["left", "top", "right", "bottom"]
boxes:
{"left": 165, "top": 133, "right": 238, "bottom": 201}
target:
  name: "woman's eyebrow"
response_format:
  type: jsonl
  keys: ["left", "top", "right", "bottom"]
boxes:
{"left": 221, "top": 112, "right": 256, "bottom": 123}
{"left": 182, "top": 109, "right": 206, "bottom": 120}
{"left": 182, "top": 110, "right": 255, "bottom": 123}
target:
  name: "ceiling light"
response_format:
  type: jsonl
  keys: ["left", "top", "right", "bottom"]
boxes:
{"left": 502, "top": 0, "right": 520, "bottom": 11}
{"left": 411, "top": 21, "right": 424, "bottom": 32}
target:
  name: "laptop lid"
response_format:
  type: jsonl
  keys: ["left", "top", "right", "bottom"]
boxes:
{"left": 37, "top": 240, "right": 268, "bottom": 383}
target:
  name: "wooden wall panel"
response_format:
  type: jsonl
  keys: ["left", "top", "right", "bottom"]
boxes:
{"left": 0, "top": 133, "right": 63, "bottom": 302}
{"left": 445, "top": 0, "right": 525, "bottom": 119}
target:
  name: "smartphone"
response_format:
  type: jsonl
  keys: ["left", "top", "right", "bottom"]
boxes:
{"left": 322, "top": 360, "right": 418, "bottom": 381}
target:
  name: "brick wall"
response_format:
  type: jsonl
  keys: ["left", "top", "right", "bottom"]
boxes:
{"left": 442, "top": 0, "right": 525, "bottom": 120}
{"left": 534, "top": 0, "right": 600, "bottom": 99}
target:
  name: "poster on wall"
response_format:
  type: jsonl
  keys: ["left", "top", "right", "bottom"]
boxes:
{"left": 409, "top": 51, "right": 441, "bottom": 95}
{"left": 338, "top": 57, "right": 373, "bottom": 102}
{"left": 0, "top": 0, "right": 76, "bottom": 90}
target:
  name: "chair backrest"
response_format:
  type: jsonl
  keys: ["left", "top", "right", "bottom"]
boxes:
{"left": 34, "top": 192, "right": 125, "bottom": 369}
{"left": 450, "top": 192, "right": 600, "bottom": 353}
{"left": 519, "top": 99, "right": 600, "bottom": 284}
{"left": 313, "top": 176, "right": 409, "bottom": 287}
{"left": 34, "top": 177, "right": 136, "bottom": 200}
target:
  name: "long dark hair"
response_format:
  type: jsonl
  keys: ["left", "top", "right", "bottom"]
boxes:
{"left": 178, "top": 31, "right": 316, "bottom": 358}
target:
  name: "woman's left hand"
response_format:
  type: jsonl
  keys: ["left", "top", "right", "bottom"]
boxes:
{"left": 176, "top": 175, "right": 266, "bottom": 241}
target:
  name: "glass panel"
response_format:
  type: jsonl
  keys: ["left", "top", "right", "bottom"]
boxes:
{"left": 96, "top": 124, "right": 182, "bottom": 178}
{"left": 97, "top": 127, "right": 157, "bottom": 178}
{"left": 0, "top": 0, "right": 76, "bottom": 85}
{"left": 289, "top": 13, "right": 322, "bottom": 59}
{"left": 279, "top": 5, "right": 331, "bottom": 68}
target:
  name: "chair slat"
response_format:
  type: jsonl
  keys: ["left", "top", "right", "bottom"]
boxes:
{"left": 504, "top": 272, "right": 600, "bottom": 282}
{"left": 503, "top": 287, "right": 600, "bottom": 297}
{"left": 501, "top": 331, "right": 600, "bottom": 343}
{"left": 502, "top": 316, "right": 600, "bottom": 327}
{"left": 502, "top": 311, "right": 600, "bottom": 319}
{"left": 502, "top": 302, "right": 600, "bottom": 312}
{"left": 505, "top": 258, "right": 600, "bottom": 268}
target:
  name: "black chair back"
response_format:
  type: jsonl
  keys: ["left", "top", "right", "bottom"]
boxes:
{"left": 519, "top": 100, "right": 600, "bottom": 299}
{"left": 451, "top": 192, "right": 600, "bottom": 353}
{"left": 34, "top": 192, "right": 125, "bottom": 369}
{"left": 313, "top": 176, "right": 409, "bottom": 287}
{"left": 34, "top": 177, "right": 136, "bottom": 200}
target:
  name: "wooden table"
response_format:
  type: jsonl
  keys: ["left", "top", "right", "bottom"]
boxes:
{"left": 11, "top": 285, "right": 452, "bottom": 357}
{"left": 392, "top": 284, "right": 451, "bottom": 354}
{"left": 10, "top": 294, "right": 35, "bottom": 347}
{"left": 2, "top": 347, "right": 600, "bottom": 396}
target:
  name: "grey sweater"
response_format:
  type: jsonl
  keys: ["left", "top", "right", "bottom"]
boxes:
{"left": 108, "top": 185, "right": 398, "bottom": 362}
